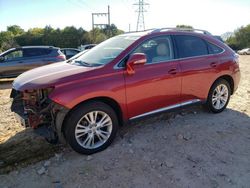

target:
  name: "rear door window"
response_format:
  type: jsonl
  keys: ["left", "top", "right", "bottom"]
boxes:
{"left": 174, "top": 35, "right": 209, "bottom": 58}
{"left": 23, "top": 48, "right": 52, "bottom": 57}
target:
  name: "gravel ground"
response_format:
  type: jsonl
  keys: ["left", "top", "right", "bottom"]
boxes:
{"left": 0, "top": 56, "right": 249, "bottom": 188}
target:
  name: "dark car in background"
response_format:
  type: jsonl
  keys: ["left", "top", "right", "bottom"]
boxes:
{"left": 61, "top": 48, "right": 81, "bottom": 59}
{"left": 0, "top": 46, "right": 66, "bottom": 78}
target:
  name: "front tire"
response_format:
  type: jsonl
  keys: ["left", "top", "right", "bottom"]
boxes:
{"left": 205, "top": 79, "right": 231, "bottom": 113}
{"left": 64, "top": 101, "right": 118, "bottom": 154}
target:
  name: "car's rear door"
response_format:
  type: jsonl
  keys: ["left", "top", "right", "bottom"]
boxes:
{"left": 124, "top": 35, "right": 181, "bottom": 119}
{"left": 173, "top": 34, "right": 222, "bottom": 102}
{"left": 21, "top": 48, "right": 54, "bottom": 72}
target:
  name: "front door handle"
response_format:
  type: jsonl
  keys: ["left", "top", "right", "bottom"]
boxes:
{"left": 168, "top": 68, "right": 177, "bottom": 75}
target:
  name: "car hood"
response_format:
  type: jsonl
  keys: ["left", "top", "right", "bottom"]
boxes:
{"left": 13, "top": 62, "right": 98, "bottom": 91}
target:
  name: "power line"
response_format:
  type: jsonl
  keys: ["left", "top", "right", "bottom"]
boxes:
{"left": 91, "top": 6, "right": 111, "bottom": 40}
{"left": 92, "top": 6, "right": 110, "bottom": 30}
{"left": 133, "top": 0, "right": 149, "bottom": 31}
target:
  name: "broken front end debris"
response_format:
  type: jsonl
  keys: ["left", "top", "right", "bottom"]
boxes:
{"left": 10, "top": 88, "right": 69, "bottom": 144}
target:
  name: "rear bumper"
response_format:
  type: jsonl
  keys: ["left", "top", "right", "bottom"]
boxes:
{"left": 232, "top": 68, "right": 241, "bottom": 94}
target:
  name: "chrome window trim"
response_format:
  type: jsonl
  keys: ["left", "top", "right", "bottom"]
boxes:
{"left": 169, "top": 48, "right": 225, "bottom": 62}
{"left": 129, "top": 99, "right": 201, "bottom": 120}
{"left": 113, "top": 35, "right": 226, "bottom": 70}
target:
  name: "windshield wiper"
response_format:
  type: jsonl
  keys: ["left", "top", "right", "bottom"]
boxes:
{"left": 67, "top": 59, "right": 74, "bottom": 63}
{"left": 74, "top": 60, "right": 93, "bottom": 67}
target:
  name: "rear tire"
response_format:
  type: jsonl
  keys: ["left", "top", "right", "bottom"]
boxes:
{"left": 64, "top": 101, "right": 118, "bottom": 154}
{"left": 205, "top": 79, "right": 231, "bottom": 113}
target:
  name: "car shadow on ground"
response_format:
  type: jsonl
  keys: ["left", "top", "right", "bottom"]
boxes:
{"left": 0, "top": 128, "right": 62, "bottom": 174}
{"left": 0, "top": 106, "right": 249, "bottom": 175}
{"left": 0, "top": 79, "right": 14, "bottom": 90}
{"left": 119, "top": 105, "right": 250, "bottom": 137}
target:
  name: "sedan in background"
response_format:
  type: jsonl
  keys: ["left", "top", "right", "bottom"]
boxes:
{"left": 79, "top": 44, "right": 96, "bottom": 51}
{"left": 237, "top": 48, "right": 250, "bottom": 55}
{"left": 0, "top": 46, "right": 66, "bottom": 78}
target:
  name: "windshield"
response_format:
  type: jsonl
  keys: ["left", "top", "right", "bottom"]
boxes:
{"left": 72, "top": 35, "right": 140, "bottom": 66}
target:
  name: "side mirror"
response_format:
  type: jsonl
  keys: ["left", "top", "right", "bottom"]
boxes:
{"left": 126, "top": 53, "right": 146, "bottom": 75}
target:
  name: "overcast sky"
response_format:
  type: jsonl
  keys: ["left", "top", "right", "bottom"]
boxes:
{"left": 0, "top": 0, "right": 250, "bottom": 35}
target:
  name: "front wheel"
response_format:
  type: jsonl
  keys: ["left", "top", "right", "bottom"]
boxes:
{"left": 64, "top": 101, "right": 118, "bottom": 154}
{"left": 205, "top": 79, "right": 231, "bottom": 113}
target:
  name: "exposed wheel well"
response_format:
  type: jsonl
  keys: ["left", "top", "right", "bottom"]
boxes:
{"left": 213, "top": 75, "right": 234, "bottom": 95}
{"left": 61, "top": 97, "right": 123, "bottom": 134}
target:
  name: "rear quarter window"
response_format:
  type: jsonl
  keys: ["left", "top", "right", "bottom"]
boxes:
{"left": 207, "top": 43, "right": 224, "bottom": 54}
{"left": 175, "top": 35, "right": 209, "bottom": 58}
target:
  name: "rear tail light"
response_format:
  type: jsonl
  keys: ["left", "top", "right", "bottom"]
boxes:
{"left": 56, "top": 55, "right": 66, "bottom": 60}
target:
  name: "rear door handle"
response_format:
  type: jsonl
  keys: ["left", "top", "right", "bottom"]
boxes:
{"left": 210, "top": 62, "right": 217, "bottom": 68}
{"left": 168, "top": 68, "right": 177, "bottom": 75}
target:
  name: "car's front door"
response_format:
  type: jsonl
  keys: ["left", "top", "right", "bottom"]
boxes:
{"left": 0, "top": 49, "right": 25, "bottom": 77}
{"left": 124, "top": 35, "right": 181, "bottom": 119}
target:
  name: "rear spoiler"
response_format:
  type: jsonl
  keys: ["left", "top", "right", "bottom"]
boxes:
{"left": 213, "top": 36, "right": 224, "bottom": 43}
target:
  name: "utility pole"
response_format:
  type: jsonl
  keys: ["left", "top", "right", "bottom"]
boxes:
{"left": 133, "top": 0, "right": 149, "bottom": 31}
{"left": 91, "top": 5, "right": 111, "bottom": 40}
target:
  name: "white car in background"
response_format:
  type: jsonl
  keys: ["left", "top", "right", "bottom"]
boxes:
{"left": 79, "top": 44, "right": 96, "bottom": 51}
{"left": 237, "top": 48, "right": 250, "bottom": 55}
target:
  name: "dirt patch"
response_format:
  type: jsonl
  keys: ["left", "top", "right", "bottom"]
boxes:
{"left": 0, "top": 80, "right": 60, "bottom": 173}
{"left": 0, "top": 56, "right": 249, "bottom": 187}
{"left": 0, "top": 79, "right": 13, "bottom": 90}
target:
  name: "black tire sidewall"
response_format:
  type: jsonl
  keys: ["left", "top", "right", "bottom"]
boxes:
{"left": 206, "top": 79, "right": 231, "bottom": 113}
{"left": 64, "top": 101, "right": 118, "bottom": 155}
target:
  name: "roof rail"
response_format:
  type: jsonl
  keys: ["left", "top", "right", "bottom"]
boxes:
{"left": 124, "top": 28, "right": 156, "bottom": 34}
{"left": 150, "top": 27, "right": 212, "bottom": 35}
{"left": 123, "top": 28, "right": 212, "bottom": 36}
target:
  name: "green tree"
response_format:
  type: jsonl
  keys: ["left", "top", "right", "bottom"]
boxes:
{"left": 15, "top": 28, "right": 44, "bottom": 46}
{"left": 7, "top": 25, "right": 24, "bottom": 36}
{"left": 88, "top": 28, "right": 108, "bottom": 44}
{"left": 102, "top": 24, "right": 124, "bottom": 37}
{"left": 226, "top": 24, "right": 250, "bottom": 50}
{"left": 0, "top": 24, "right": 123, "bottom": 51}
{"left": 59, "top": 26, "right": 82, "bottom": 47}
{"left": 0, "top": 31, "right": 17, "bottom": 52}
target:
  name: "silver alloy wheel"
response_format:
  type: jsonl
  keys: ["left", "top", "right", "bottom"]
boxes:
{"left": 75, "top": 111, "right": 113, "bottom": 149}
{"left": 212, "top": 84, "right": 229, "bottom": 110}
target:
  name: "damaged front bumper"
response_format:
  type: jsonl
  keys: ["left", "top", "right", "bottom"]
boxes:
{"left": 10, "top": 88, "right": 69, "bottom": 144}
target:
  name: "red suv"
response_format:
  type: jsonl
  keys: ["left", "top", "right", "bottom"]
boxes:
{"left": 11, "top": 28, "right": 240, "bottom": 154}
